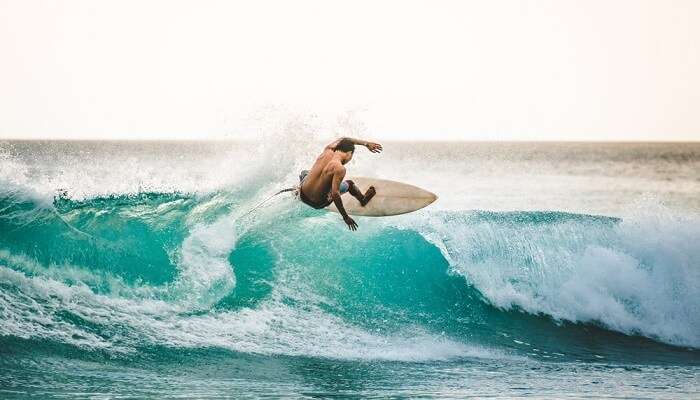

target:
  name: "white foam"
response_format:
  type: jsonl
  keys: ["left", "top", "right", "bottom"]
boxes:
{"left": 0, "top": 246, "right": 502, "bottom": 362}
{"left": 415, "top": 202, "right": 700, "bottom": 348}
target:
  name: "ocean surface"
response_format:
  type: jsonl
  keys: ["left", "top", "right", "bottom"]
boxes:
{"left": 1, "top": 139, "right": 699, "bottom": 399}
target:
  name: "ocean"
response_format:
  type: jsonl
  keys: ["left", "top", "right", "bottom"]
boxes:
{"left": 0, "top": 139, "right": 698, "bottom": 398}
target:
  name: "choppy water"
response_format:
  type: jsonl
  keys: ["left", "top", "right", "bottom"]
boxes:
{"left": 1, "top": 139, "right": 699, "bottom": 398}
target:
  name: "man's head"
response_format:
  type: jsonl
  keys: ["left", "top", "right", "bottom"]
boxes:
{"left": 334, "top": 138, "right": 355, "bottom": 164}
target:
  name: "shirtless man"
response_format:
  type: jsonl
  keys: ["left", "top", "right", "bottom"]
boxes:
{"left": 298, "top": 137, "right": 382, "bottom": 230}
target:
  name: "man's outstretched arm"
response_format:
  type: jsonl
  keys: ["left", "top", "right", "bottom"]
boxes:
{"left": 326, "top": 137, "right": 383, "bottom": 153}
{"left": 329, "top": 165, "right": 358, "bottom": 231}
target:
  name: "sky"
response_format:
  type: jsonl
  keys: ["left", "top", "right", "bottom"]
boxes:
{"left": 1, "top": 0, "right": 699, "bottom": 141}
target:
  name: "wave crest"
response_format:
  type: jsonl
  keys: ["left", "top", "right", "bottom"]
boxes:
{"left": 417, "top": 207, "right": 700, "bottom": 348}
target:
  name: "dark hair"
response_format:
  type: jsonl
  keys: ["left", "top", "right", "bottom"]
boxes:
{"left": 335, "top": 138, "right": 355, "bottom": 153}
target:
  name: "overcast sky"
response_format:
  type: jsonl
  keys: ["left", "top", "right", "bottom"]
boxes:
{"left": 1, "top": 0, "right": 699, "bottom": 141}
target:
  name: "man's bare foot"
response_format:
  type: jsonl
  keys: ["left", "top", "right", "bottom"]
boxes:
{"left": 360, "top": 186, "right": 376, "bottom": 206}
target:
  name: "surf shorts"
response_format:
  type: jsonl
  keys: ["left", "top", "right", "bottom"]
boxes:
{"left": 299, "top": 170, "right": 349, "bottom": 194}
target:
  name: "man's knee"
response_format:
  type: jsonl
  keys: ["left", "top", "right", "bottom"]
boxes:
{"left": 339, "top": 180, "right": 351, "bottom": 194}
{"left": 344, "top": 180, "right": 357, "bottom": 193}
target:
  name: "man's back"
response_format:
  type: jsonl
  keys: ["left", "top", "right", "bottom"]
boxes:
{"left": 300, "top": 148, "right": 344, "bottom": 205}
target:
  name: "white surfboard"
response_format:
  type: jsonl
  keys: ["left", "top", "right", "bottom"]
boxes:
{"left": 326, "top": 177, "right": 437, "bottom": 217}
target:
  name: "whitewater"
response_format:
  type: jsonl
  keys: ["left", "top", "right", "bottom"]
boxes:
{"left": 1, "top": 138, "right": 699, "bottom": 398}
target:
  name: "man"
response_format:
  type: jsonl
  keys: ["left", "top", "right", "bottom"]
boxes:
{"left": 298, "top": 137, "right": 382, "bottom": 230}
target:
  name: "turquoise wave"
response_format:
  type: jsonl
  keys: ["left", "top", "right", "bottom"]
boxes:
{"left": 0, "top": 188, "right": 698, "bottom": 365}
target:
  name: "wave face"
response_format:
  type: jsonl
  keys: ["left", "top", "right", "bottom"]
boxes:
{"left": 1, "top": 140, "right": 699, "bottom": 399}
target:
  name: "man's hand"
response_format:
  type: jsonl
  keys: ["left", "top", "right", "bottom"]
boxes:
{"left": 344, "top": 215, "right": 358, "bottom": 231}
{"left": 365, "top": 142, "right": 382, "bottom": 153}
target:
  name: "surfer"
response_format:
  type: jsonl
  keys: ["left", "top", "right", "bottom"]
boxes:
{"left": 298, "top": 137, "right": 382, "bottom": 230}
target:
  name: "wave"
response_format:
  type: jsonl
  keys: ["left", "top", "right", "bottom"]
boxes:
{"left": 415, "top": 207, "right": 700, "bottom": 348}
{"left": 0, "top": 181, "right": 698, "bottom": 364}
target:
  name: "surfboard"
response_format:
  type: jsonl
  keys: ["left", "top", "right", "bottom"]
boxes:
{"left": 326, "top": 177, "right": 437, "bottom": 217}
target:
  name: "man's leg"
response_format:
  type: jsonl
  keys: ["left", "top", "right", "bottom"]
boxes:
{"left": 345, "top": 180, "right": 376, "bottom": 207}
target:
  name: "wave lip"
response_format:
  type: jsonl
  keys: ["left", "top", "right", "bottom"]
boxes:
{"left": 418, "top": 208, "right": 700, "bottom": 349}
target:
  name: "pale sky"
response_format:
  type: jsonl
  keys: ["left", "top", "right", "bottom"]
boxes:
{"left": 1, "top": 0, "right": 699, "bottom": 141}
